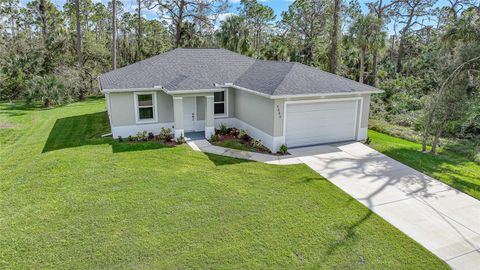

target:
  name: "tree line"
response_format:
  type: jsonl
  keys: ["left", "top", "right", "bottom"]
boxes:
{"left": 0, "top": 0, "right": 479, "bottom": 157}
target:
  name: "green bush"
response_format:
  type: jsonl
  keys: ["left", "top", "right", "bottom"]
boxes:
{"left": 159, "top": 127, "right": 173, "bottom": 141}
{"left": 237, "top": 129, "right": 247, "bottom": 138}
{"left": 252, "top": 139, "right": 263, "bottom": 148}
{"left": 279, "top": 144, "right": 288, "bottom": 154}
{"left": 209, "top": 133, "right": 217, "bottom": 142}
{"left": 219, "top": 123, "right": 228, "bottom": 135}
{"left": 136, "top": 131, "right": 148, "bottom": 141}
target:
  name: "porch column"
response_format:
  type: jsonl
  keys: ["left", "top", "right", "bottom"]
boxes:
{"left": 173, "top": 96, "right": 184, "bottom": 139}
{"left": 205, "top": 95, "right": 215, "bottom": 139}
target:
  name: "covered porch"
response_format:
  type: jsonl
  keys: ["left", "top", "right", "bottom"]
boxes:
{"left": 171, "top": 93, "right": 219, "bottom": 140}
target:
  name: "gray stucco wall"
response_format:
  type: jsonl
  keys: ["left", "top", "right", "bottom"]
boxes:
{"left": 233, "top": 88, "right": 275, "bottom": 136}
{"left": 360, "top": 94, "right": 370, "bottom": 128}
{"left": 108, "top": 90, "right": 173, "bottom": 126}
{"left": 109, "top": 92, "right": 135, "bottom": 126}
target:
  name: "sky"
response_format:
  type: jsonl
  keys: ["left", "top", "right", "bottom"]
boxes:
{"left": 20, "top": 0, "right": 451, "bottom": 32}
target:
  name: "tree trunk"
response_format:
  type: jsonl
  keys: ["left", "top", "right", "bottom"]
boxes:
{"left": 421, "top": 115, "right": 431, "bottom": 152}
{"left": 112, "top": 0, "right": 117, "bottom": 70}
{"left": 137, "top": 0, "right": 142, "bottom": 61}
{"left": 175, "top": 0, "right": 185, "bottom": 47}
{"left": 422, "top": 56, "right": 480, "bottom": 152}
{"left": 371, "top": 47, "right": 378, "bottom": 86}
{"left": 328, "top": 0, "right": 340, "bottom": 74}
{"left": 39, "top": 0, "right": 51, "bottom": 73}
{"left": 359, "top": 48, "right": 365, "bottom": 83}
{"left": 75, "top": 0, "right": 85, "bottom": 100}
{"left": 430, "top": 124, "right": 443, "bottom": 155}
{"left": 39, "top": 0, "right": 48, "bottom": 41}
{"left": 396, "top": 37, "right": 405, "bottom": 73}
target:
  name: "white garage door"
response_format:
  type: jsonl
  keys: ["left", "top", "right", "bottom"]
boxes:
{"left": 285, "top": 100, "right": 359, "bottom": 147}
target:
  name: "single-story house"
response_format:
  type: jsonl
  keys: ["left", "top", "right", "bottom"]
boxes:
{"left": 99, "top": 48, "right": 382, "bottom": 152}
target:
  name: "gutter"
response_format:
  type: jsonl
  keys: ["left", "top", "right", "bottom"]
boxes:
{"left": 100, "top": 82, "right": 383, "bottom": 99}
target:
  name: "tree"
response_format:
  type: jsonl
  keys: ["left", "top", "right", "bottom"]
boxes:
{"left": 349, "top": 14, "right": 376, "bottom": 83}
{"left": 136, "top": 0, "right": 142, "bottom": 61}
{"left": 422, "top": 55, "right": 480, "bottom": 153}
{"left": 145, "top": 0, "right": 227, "bottom": 47}
{"left": 75, "top": 0, "right": 85, "bottom": 100}
{"left": 112, "top": 0, "right": 117, "bottom": 70}
{"left": 216, "top": 15, "right": 251, "bottom": 54}
{"left": 239, "top": 0, "right": 275, "bottom": 56}
{"left": 393, "top": 0, "right": 436, "bottom": 73}
{"left": 368, "top": 0, "right": 400, "bottom": 85}
{"left": 328, "top": 0, "right": 341, "bottom": 74}
{"left": 281, "top": 0, "right": 328, "bottom": 65}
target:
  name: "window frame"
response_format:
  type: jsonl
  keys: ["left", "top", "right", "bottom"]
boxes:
{"left": 213, "top": 90, "right": 228, "bottom": 118}
{"left": 134, "top": 91, "right": 158, "bottom": 124}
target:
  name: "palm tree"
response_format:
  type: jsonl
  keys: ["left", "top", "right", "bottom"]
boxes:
{"left": 216, "top": 15, "right": 251, "bottom": 54}
{"left": 349, "top": 14, "right": 375, "bottom": 84}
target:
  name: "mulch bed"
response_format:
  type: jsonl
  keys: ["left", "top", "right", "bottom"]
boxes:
{"left": 212, "top": 128, "right": 289, "bottom": 155}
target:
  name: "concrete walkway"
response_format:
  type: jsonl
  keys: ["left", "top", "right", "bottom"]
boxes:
{"left": 186, "top": 137, "right": 305, "bottom": 165}
{"left": 187, "top": 138, "right": 480, "bottom": 269}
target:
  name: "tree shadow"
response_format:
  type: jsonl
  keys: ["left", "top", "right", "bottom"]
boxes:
{"left": 204, "top": 152, "right": 253, "bottom": 166}
{"left": 380, "top": 147, "right": 479, "bottom": 195}
{"left": 42, "top": 111, "right": 171, "bottom": 154}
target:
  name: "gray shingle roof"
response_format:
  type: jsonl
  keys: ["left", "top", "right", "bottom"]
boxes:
{"left": 99, "top": 48, "right": 382, "bottom": 96}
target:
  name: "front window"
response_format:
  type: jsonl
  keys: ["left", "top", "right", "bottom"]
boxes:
{"left": 214, "top": 91, "right": 225, "bottom": 115}
{"left": 135, "top": 93, "right": 156, "bottom": 122}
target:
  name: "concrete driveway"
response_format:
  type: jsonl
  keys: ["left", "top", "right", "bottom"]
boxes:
{"left": 290, "top": 142, "right": 480, "bottom": 270}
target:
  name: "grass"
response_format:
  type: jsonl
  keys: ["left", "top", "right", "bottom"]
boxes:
{"left": 0, "top": 98, "right": 449, "bottom": 269}
{"left": 369, "top": 118, "right": 479, "bottom": 162}
{"left": 368, "top": 130, "right": 480, "bottom": 200}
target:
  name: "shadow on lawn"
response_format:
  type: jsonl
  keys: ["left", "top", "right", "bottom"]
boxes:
{"left": 380, "top": 147, "right": 479, "bottom": 195}
{"left": 204, "top": 152, "right": 252, "bottom": 166}
{"left": 42, "top": 111, "right": 170, "bottom": 154}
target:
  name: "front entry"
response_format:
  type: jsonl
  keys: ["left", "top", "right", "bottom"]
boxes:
{"left": 182, "top": 97, "right": 196, "bottom": 132}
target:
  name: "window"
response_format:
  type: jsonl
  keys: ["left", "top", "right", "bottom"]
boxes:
{"left": 135, "top": 92, "right": 157, "bottom": 123}
{"left": 214, "top": 91, "right": 226, "bottom": 115}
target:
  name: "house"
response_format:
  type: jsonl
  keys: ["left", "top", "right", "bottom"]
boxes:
{"left": 99, "top": 48, "right": 382, "bottom": 152}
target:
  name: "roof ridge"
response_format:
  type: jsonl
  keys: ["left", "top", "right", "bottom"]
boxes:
{"left": 270, "top": 62, "right": 297, "bottom": 95}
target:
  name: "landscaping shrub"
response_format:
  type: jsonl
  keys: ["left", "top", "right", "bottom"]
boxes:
{"left": 210, "top": 133, "right": 217, "bottom": 142}
{"left": 148, "top": 132, "right": 155, "bottom": 140}
{"left": 279, "top": 144, "right": 288, "bottom": 154}
{"left": 118, "top": 136, "right": 123, "bottom": 142}
{"left": 177, "top": 135, "right": 186, "bottom": 144}
{"left": 219, "top": 123, "right": 228, "bottom": 135}
{"left": 238, "top": 129, "right": 247, "bottom": 138}
{"left": 252, "top": 139, "right": 263, "bottom": 148}
{"left": 137, "top": 131, "right": 148, "bottom": 141}
{"left": 159, "top": 127, "right": 173, "bottom": 141}
{"left": 128, "top": 135, "right": 135, "bottom": 142}
{"left": 229, "top": 128, "right": 239, "bottom": 136}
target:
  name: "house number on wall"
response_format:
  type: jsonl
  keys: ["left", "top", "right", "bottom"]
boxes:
{"left": 276, "top": 105, "right": 282, "bottom": 119}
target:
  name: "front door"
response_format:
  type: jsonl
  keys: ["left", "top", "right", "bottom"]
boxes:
{"left": 182, "top": 97, "right": 195, "bottom": 132}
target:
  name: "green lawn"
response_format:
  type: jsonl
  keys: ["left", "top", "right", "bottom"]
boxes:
{"left": 0, "top": 98, "right": 449, "bottom": 269}
{"left": 368, "top": 130, "right": 480, "bottom": 200}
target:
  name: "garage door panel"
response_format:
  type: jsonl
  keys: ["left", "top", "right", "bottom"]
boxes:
{"left": 285, "top": 100, "right": 359, "bottom": 147}
{"left": 288, "top": 101, "right": 353, "bottom": 112}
